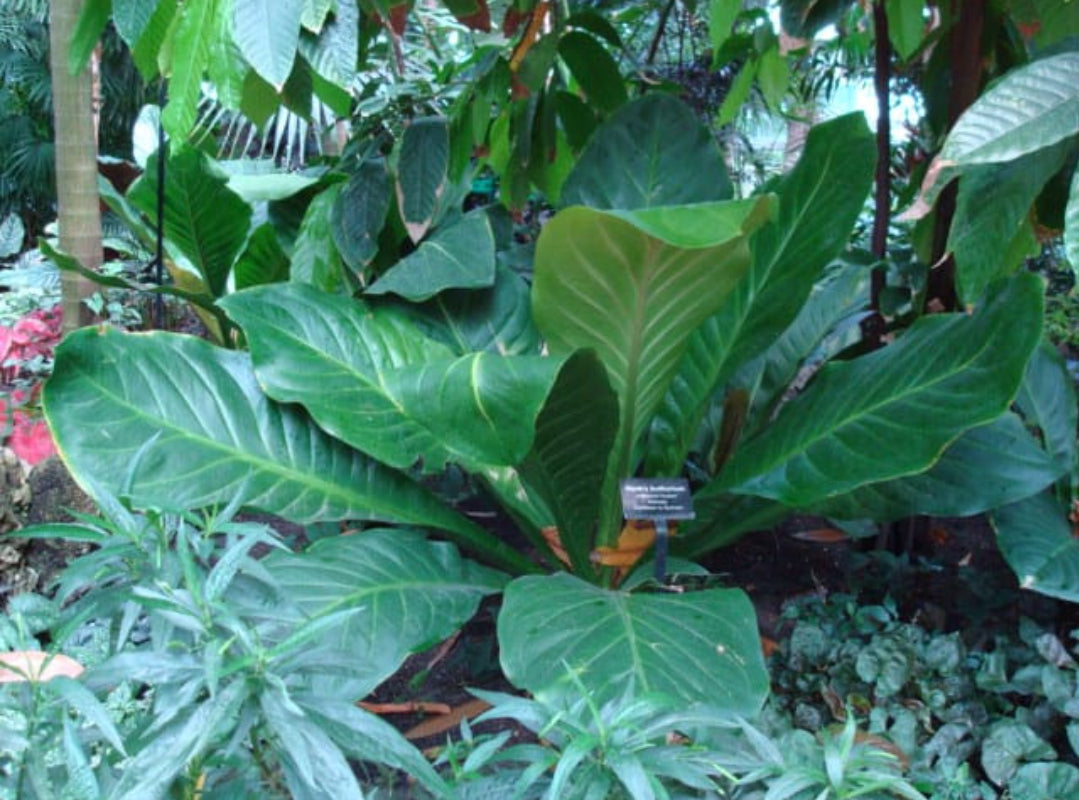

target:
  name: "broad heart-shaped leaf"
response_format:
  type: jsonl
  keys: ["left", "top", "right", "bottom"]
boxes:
{"left": 331, "top": 160, "right": 392, "bottom": 273}
{"left": 645, "top": 114, "right": 876, "bottom": 476}
{"left": 128, "top": 147, "right": 251, "bottom": 298}
{"left": 366, "top": 211, "right": 496, "bottom": 301}
{"left": 993, "top": 492, "right": 1079, "bottom": 603}
{"left": 233, "top": 0, "right": 303, "bottom": 89}
{"left": 42, "top": 328, "right": 530, "bottom": 572}
{"left": 807, "top": 413, "right": 1064, "bottom": 521}
{"left": 518, "top": 350, "right": 619, "bottom": 576}
{"left": 560, "top": 94, "right": 733, "bottom": 210}
{"left": 221, "top": 283, "right": 564, "bottom": 475}
{"left": 949, "top": 142, "right": 1071, "bottom": 305}
{"left": 1016, "top": 340, "right": 1078, "bottom": 493}
{"left": 498, "top": 573, "right": 768, "bottom": 716}
{"left": 712, "top": 273, "right": 1043, "bottom": 506}
{"left": 1066, "top": 164, "right": 1079, "bottom": 276}
{"left": 382, "top": 265, "right": 541, "bottom": 356}
{"left": 397, "top": 118, "right": 450, "bottom": 243}
{"left": 264, "top": 529, "right": 505, "bottom": 697}
{"left": 939, "top": 52, "right": 1079, "bottom": 168}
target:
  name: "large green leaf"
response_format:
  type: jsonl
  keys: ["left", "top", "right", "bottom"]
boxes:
{"left": 713, "top": 274, "right": 1043, "bottom": 506}
{"left": 69, "top": 0, "right": 112, "bottom": 74}
{"left": 265, "top": 529, "right": 504, "bottom": 696}
{"left": 113, "top": 0, "right": 158, "bottom": 46}
{"left": 646, "top": 114, "right": 876, "bottom": 476}
{"left": 1015, "top": 340, "right": 1078, "bottom": 493}
{"left": 948, "top": 142, "right": 1071, "bottom": 305}
{"left": 160, "top": 0, "right": 216, "bottom": 137}
{"left": 221, "top": 283, "right": 564, "bottom": 475}
{"left": 680, "top": 493, "right": 789, "bottom": 557}
{"left": 42, "top": 328, "right": 529, "bottom": 571}
{"left": 233, "top": 0, "right": 304, "bottom": 89}
{"left": 301, "top": 0, "right": 359, "bottom": 88}
{"left": 331, "top": 160, "right": 392, "bottom": 272}
{"left": 533, "top": 198, "right": 771, "bottom": 541}
{"left": 560, "top": 94, "right": 733, "bottom": 210}
{"left": 234, "top": 223, "right": 290, "bottom": 289}
{"left": 939, "top": 52, "right": 1079, "bottom": 167}
{"left": 518, "top": 350, "right": 619, "bottom": 576}
{"left": 128, "top": 147, "right": 251, "bottom": 298}
{"left": 291, "top": 183, "right": 349, "bottom": 293}
{"left": 807, "top": 413, "right": 1064, "bottom": 521}
{"left": 557, "top": 32, "right": 626, "bottom": 115}
{"left": 396, "top": 118, "right": 450, "bottom": 242}
{"left": 1066, "top": 164, "right": 1079, "bottom": 275}
{"left": 993, "top": 492, "right": 1079, "bottom": 603}
{"left": 498, "top": 573, "right": 768, "bottom": 715}
{"left": 366, "top": 211, "right": 496, "bottom": 301}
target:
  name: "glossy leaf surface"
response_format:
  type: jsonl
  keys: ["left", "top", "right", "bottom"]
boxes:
{"left": 233, "top": 0, "right": 303, "bottom": 89}
{"left": 1015, "top": 340, "right": 1078, "bottom": 490}
{"left": 331, "top": 160, "right": 392, "bottom": 272}
{"left": 499, "top": 573, "right": 768, "bottom": 715}
{"left": 558, "top": 32, "right": 626, "bottom": 115}
{"left": 222, "top": 283, "right": 563, "bottom": 474}
{"left": 560, "top": 94, "right": 732, "bottom": 210}
{"left": 397, "top": 118, "right": 450, "bottom": 242}
{"left": 714, "top": 274, "right": 1043, "bottom": 505}
{"left": 993, "top": 493, "right": 1079, "bottom": 603}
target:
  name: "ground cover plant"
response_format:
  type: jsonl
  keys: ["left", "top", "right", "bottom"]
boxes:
{"left": 3, "top": 0, "right": 1079, "bottom": 797}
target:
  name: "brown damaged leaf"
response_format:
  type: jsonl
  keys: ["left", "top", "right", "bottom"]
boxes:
{"left": 897, "top": 157, "right": 957, "bottom": 222}
{"left": 0, "top": 651, "right": 84, "bottom": 683}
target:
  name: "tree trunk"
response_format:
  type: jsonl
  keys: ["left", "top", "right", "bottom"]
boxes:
{"left": 49, "top": 0, "right": 102, "bottom": 334}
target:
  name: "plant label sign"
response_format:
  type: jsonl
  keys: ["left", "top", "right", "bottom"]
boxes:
{"left": 619, "top": 478, "right": 695, "bottom": 521}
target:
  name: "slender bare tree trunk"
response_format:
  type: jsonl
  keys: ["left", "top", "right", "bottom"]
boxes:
{"left": 49, "top": 0, "right": 102, "bottom": 334}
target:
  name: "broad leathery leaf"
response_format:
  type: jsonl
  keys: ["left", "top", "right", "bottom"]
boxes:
{"left": 302, "top": 0, "right": 335, "bottom": 31}
{"left": 1015, "top": 340, "right": 1078, "bottom": 491}
{"left": 441, "top": 0, "right": 492, "bottom": 31}
{"left": 265, "top": 529, "right": 505, "bottom": 695}
{"left": 69, "top": 0, "right": 112, "bottom": 75}
{"left": 366, "top": 211, "right": 496, "bottom": 301}
{"left": 994, "top": 493, "right": 1079, "bottom": 602}
{"left": 940, "top": 52, "right": 1079, "bottom": 167}
{"left": 332, "top": 159, "right": 391, "bottom": 272}
{"left": 715, "top": 273, "right": 1043, "bottom": 506}
{"left": 42, "top": 328, "right": 498, "bottom": 554}
{"left": 131, "top": 0, "right": 177, "bottom": 79}
{"left": 558, "top": 32, "right": 626, "bottom": 115}
{"left": 291, "top": 183, "right": 349, "bottom": 293}
{"left": 383, "top": 265, "right": 541, "bottom": 355}
{"left": 885, "top": 0, "right": 926, "bottom": 60}
{"left": 519, "top": 350, "right": 619, "bottom": 576}
{"left": 261, "top": 689, "right": 364, "bottom": 800}
{"left": 113, "top": 0, "right": 158, "bottom": 47}
{"left": 397, "top": 118, "right": 450, "bottom": 242}
{"left": 160, "top": 0, "right": 217, "bottom": 137}
{"left": 1009, "top": 762, "right": 1079, "bottom": 800}
{"left": 234, "top": 223, "right": 290, "bottom": 289}
{"left": 709, "top": 0, "right": 741, "bottom": 55}
{"left": 949, "top": 142, "right": 1070, "bottom": 305}
{"left": 1066, "top": 164, "right": 1079, "bottom": 276}
{"left": 499, "top": 573, "right": 768, "bottom": 715}
{"left": 226, "top": 170, "right": 321, "bottom": 202}
{"left": 808, "top": 412, "right": 1064, "bottom": 521}
{"left": 128, "top": 147, "right": 251, "bottom": 298}
{"left": 646, "top": 114, "right": 875, "bottom": 476}
{"left": 561, "top": 94, "right": 733, "bottom": 210}
{"left": 301, "top": 0, "right": 359, "bottom": 88}
{"left": 221, "top": 283, "right": 562, "bottom": 475}
{"left": 233, "top": 0, "right": 303, "bottom": 89}
{"left": 302, "top": 697, "right": 449, "bottom": 796}
{"left": 679, "top": 493, "right": 789, "bottom": 557}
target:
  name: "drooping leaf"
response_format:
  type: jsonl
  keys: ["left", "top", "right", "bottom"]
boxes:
{"left": 716, "top": 60, "right": 755, "bottom": 126}
{"left": 69, "top": 0, "right": 112, "bottom": 75}
{"left": 498, "top": 573, "right": 768, "bottom": 715}
{"left": 302, "top": 0, "right": 359, "bottom": 87}
{"left": 1066, "top": 163, "right": 1079, "bottom": 275}
{"left": 561, "top": 94, "right": 733, "bottom": 210}
{"left": 397, "top": 118, "right": 451, "bottom": 242}
{"left": 265, "top": 529, "right": 505, "bottom": 695}
{"left": 949, "top": 142, "right": 1070, "bottom": 305}
{"left": 1015, "top": 340, "right": 1078, "bottom": 491}
{"left": 885, "top": 0, "right": 926, "bottom": 60}
{"left": 234, "top": 223, "right": 290, "bottom": 289}
{"left": 709, "top": 0, "right": 741, "bottom": 55}
{"left": 221, "top": 283, "right": 565, "bottom": 475}
{"left": 113, "top": 0, "right": 159, "bottom": 47}
{"left": 808, "top": 413, "right": 1064, "bottom": 521}
{"left": 160, "top": 0, "right": 217, "bottom": 137}
{"left": 42, "top": 327, "right": 522, "bottom": 569}
{"left": 518, "top": 350, "right": 619, "bottom": 575}
{"left": 207, "top": 13, "right": 248, "bottom": 109}
{"left": 131, "top": 0, "right": 177, "bottom": 79}
{"left": 646, "top": 114, "right": 876, "bottom": 476}
{"left": 225, "top": 170, "right": 321, "bottom": 202}
{"left": 366, "top": 211, "right": 496, "bottom": 301}
{"left": 558, "top": 32, "right": 626, "bottom": 115}
{"left": 994, "top": 492, "right": 1079, "bottom": 603}
{"left": 292, "top": 183, "right": 349, "bottom": 293}
{"left": 329, "top": 160, "right": 392, "bottom": 273}
{"left": 233, "top": 0, "right": 304, "bottom": 89}
{"left": 128, "top": 147, "right": 251, "bottom": 298}
{"left": 713, "top": 274, "right": 1043, "bottom": 506}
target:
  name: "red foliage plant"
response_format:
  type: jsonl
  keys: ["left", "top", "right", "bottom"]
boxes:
{"left": 0, "top": 305, "right": 61, "bottom": 465}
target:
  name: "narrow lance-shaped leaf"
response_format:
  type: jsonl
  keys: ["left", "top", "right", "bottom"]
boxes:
{"left": 42, "top": 328, "right": 529, "bottom": 572}
{"left": 645, "top": 113, "right": 876, "bottom": 476}
{"left": 397, "top": 118, "right": 450, "bottom": 242}
{"left": 222, "top": 283, "right": 565, "bottom": 475}
{"left": 499, "top": 573, "right": 769, "bottom": 716}
{"left": 712, "top": 273, "right": 1043, "bottom": 506}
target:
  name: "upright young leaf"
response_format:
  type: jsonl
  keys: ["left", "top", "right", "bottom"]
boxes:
{"left": 331, "top": 159, "right": 392, "bottom": 271}
{"left": 397, "top": 118, "right": 451, "bottom": 242}
{"left": 561, "top": 94, "right": 733, "bottom": 210}
{"left": 713, "top": 273, "right": 1043, "bottom": 506}
{"left": 233, "top": 0, "right": 305, "bottom": 89}
{"left": 645, "top": 114, "right": 875, "bottom": 476}
{"left": 160, "top": 0, "right": 217, "bottom": 138}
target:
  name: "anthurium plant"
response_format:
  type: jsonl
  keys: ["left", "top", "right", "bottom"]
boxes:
{"left": 42, "top": 94, "right": 1051, "bottom": 716}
